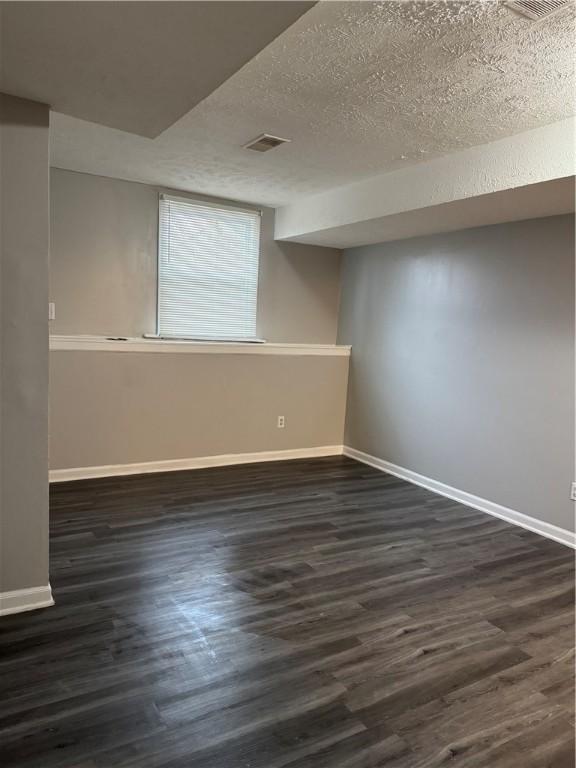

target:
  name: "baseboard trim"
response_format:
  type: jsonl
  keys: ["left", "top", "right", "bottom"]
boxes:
{"left": 343, "top": 446, "right": 576, "bottom": 549}
{"left": 50, "top": 445, "right": 345, "bottom": 483}
{"left": 0, "top": 584, "right": 54, "bottom": 617}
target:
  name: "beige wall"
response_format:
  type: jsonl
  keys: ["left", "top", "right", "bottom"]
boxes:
{"left": 50, "top": 168, "right": 341, "bottom": 342}
{"left": 49, "top": 169, "right": 347, "bottom": 472}
{"left": 338, "top": 215, "right": 575, "bottom": 533}
{"left": 50, "top": 169, "right": 157, "bottom": 339}
{"left": 50, "top": 350, "right": 348, "bottom": 470}
{"left": 1, "top": 94, "right": 50, "bottom": 592}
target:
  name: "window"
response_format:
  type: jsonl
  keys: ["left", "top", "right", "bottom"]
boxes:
{"left": 158, "top": 194, "right": 261, "bottom": 340}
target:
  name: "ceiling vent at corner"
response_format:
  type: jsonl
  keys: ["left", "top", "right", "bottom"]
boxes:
{"left": 244, "top": 134, "right": 291, "bottom": 153}
{"left": 505, "top": 0, "right": 571, "bottom": 20}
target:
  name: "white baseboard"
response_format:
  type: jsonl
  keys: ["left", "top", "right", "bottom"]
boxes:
{"left": 50, "top": 445, "right": 344, "bottom": 483}
{"left": 0, "top": 584, "right": 54, "bottom": 617}
{"left": 343, "top": 446, "right": 576, "bottom": 549}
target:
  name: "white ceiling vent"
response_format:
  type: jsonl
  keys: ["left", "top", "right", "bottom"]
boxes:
{"left": 244, "top": 134, "right": 291, "bottom": 153}
{"left": 505, "top": 0, "right": 572, "bottom": 20}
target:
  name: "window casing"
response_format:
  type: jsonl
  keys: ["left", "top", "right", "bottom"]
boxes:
{"left": 158, "top": 195, "right": 261, "bottom": 340}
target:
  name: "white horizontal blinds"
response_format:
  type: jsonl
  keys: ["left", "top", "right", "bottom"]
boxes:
{"left": 158, "top": 195, "right": 260, "bottom": 340}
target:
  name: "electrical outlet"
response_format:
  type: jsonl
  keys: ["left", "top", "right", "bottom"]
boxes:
{"left": 571, "top": 482, "right": 576, "bottom": 502}
{"left": 48, "top": 302, "right": 56, "bottom": 321}
{"left": 277, "top": 415, "right": 285, "bottom": 429}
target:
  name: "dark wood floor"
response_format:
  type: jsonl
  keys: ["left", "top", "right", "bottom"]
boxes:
{"left": 0, "top": 457, "right": 574, "bottom": 767}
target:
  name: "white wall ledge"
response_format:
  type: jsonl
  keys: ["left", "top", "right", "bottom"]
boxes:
{"left": 49, "top": 335, "right": 351, "bottom": 357}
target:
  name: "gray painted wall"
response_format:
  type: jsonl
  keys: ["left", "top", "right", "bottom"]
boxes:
{"left": 338, "top": 215, "right": 575, "bottom": 532}
{"left": 50, "top": 169, "right": 342, "bottom": 343}
{"left": 0, "top": 94, "right": 50, "bottom": 592}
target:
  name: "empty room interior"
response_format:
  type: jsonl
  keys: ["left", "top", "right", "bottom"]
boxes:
{"left": 1, "top": 1, "right": 575, "bottom": 766}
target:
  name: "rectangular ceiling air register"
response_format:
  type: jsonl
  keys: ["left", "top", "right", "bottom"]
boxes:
{"left": 505, "top": 0, "right": 572, "bottom": 20}
{"left": 244, "top": 134, "right": 291, "bottom": 152}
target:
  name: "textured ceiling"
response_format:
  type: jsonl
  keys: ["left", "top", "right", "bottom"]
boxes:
{"left": 0, "top": 2, "right": 314, "bottom": 137}
{"left": 51, "top": 0, "right": 576, "bottom": 206}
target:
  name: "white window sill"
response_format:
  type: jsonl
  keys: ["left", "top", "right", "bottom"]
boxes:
{"left": 49, "top": 335, "right": 351, "bottom": 357}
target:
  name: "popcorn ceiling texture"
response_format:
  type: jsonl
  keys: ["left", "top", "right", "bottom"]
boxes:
{"left": 51, "top": 0, "right": 576, "bottom": 207}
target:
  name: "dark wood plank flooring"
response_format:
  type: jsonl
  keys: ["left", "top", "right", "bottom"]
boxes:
{"left": 0, "top": 457, "right": 574, "bottom": 767}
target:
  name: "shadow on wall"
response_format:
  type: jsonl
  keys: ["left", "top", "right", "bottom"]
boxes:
{"left": 259, "top": 208, "right": 342, "bottom": 344}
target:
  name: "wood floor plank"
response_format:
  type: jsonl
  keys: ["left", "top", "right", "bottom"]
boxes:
{"left": 0, "top": 456, "right": 573, "bottom": 767}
